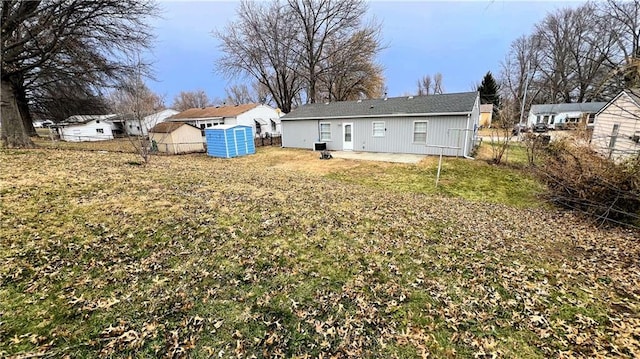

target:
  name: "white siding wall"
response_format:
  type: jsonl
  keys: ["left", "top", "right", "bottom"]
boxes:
{"left": 236, "top": 105, "right": 282, "bottom": 137}
{"left": 126, "top": 109, "right": 180, "bottom": 136}
{"left": 592, "top": 93, "right": 640, "bottom": 159}
{"left": 59, "top": 120, "right": 114, "bottom": 142}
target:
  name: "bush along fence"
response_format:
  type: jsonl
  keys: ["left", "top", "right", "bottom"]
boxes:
{"left": 254, "top": 134, "right": 282, "bottom": 147}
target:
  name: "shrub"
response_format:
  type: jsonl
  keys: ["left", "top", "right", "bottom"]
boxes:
{"left": 536, "top": 139, "right": 640, "bottom": 225}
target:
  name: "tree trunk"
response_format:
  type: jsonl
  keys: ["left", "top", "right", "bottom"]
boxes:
{"left": 1, "top": 78, "right": 35, "bottom": 148}
{"left": 16, "top": 83, "right": 37, "bottom": 137}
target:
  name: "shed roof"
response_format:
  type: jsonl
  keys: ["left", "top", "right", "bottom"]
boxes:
{"left": 169, "top": 103, "right": 259, "bottom": 120}
{"left": 149, "top": 122, "right": 196, "bottom": 133}
{"left": 529, "top": 102, "right": 607, "bottom": 115}
{"left": 207, "top": 124, "right": 252, "bottom": 130}
{"left": 281, "top": 92, "right": 478, "bottom": 120}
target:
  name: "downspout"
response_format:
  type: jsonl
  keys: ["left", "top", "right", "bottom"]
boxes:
{"left": 463, "top": 113, "right": 474, "bottom": 160}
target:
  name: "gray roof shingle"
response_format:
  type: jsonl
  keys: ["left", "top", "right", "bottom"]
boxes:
{"left": 529, "top": 102, "right": 607, "bottom": 115}
{"left": 281, "top": 92, "right": 478, "bottom": 120}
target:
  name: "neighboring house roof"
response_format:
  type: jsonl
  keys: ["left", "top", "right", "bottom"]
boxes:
{"left": 62, "top": 114, "right": 117, "bottom": 125}
{"left": 149, "top": 122, "right": 198, "bottom": 133}
{"left": 281, "top": 92, "right": 478, "bottom": 120}
{"left": 169, "top": 104, "right": 260, "bottom": 120}
{"left": 480, "top": 104, "right": 493, "bottom": 113}
{"left": 529, "top": 102, "right": 607, "bottom": 115}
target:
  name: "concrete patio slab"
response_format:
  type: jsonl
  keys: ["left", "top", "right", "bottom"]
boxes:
{"left": 329, "top": 151, "right": 427, "bottom": 164}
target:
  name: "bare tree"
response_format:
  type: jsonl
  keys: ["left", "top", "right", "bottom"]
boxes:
{"left": 319, "top": 28, "right": 385, "bottom": 101}
{"left": 30, "top": 79, "right": 109, "bottom": 123}
{"left": 599, "top": 0, "right": 640, "bottom": 88}
{"left": 489, "top": 99, "right": 519, "bottom": 165}
{"left": 172, "top": 90, "right": 213, "bottom": 111}
{"left": 432, "top": 72, "right": 444, "bottom": 94}
{"left": 416, "top": 73, "right": 443, "bottom": 95}
{"left": 499, "top": 0, "right": 639, "bottom": 114}
{"left": 0, "top": 1, "right": 158, "bottom": 148}
{"left": 215, "top": 0, "right": 382, "bottom": 111}
{"left": 417, "top": 75, "right": 431, "bottom": 96}
{"left": 225, "top": 84, "right": 257, "bottom": 105}
{"left": 216, "top": 0, "right": 302, "bottom": 113}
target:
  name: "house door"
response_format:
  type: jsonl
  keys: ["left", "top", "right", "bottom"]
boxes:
{"left": 343, "top": 123, "right": 353, "bottom": 150}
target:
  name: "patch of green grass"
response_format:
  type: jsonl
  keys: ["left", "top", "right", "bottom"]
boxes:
{"left": 326, "top": 157, "right": 545, "bottom": 207}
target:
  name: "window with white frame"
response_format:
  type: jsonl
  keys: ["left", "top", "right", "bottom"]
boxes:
{"left": 372, "top": 121, "right": 385, "bottom": 137}
{"left": 413, "top": 121, "right": 427, "bottom": 143}
{"left": 320, "top": 123, "right": 331, "bottom": 141}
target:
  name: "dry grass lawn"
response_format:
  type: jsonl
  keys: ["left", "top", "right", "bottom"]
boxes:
{"left": 1, "top": 146, "right": 638, "bottom": 358}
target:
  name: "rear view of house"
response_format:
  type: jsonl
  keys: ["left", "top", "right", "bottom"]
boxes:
{"left": 592, "top": 89, "right": 640, "bottom": 159}
{"left": 280, "top": 92, "right": 480, "bottom": 157}
{"left": 148, "top": 122, "right": 204, "bottom": 154}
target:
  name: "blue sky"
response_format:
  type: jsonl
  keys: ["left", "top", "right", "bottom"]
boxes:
{"left": 146, "top": 1, "right": 584, "bottom": 105}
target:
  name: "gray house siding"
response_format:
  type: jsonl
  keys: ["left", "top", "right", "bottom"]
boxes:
{"left": 282, "top": 115, "right": 475, "bottom": 156}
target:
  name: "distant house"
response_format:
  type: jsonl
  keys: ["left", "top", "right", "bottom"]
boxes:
{"left": 148, "top": 122, "right": 204, "bottom": 155}
{"left": 56, "top": 114, "right": 117, "bottom": 142}
{"left": 124, "top": 109, "right": 180, "bottom": 137}
{"left": 591, "top": 89, "right": 640, "bottom": 159}
{"left": 280, "top": 92, "right": 480, "bottom": 157}
{"left": 527, "top": 102, "right": 607, "bottom": 130}
{"left": 168, "top": 104, "right": 281, "bottom": 140}
{"left": 479, "top": 104, "right": 493, "bottom": 128}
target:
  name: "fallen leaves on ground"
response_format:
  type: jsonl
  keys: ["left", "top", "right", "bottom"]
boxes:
{"left": 0, "top": 148, "right": 638, "bottom": 358}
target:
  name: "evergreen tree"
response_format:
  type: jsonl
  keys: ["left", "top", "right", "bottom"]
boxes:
{"left": 477, "top": 71, "right": 500, "bottom": 116}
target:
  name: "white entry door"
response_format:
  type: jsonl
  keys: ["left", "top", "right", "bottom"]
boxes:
{"left": 343, "top": 123, "right": 353, "bottom": 150}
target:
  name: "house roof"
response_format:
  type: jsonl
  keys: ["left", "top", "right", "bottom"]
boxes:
{"left": 62, "top": 114, "right": 117, "bottom": 124}
{"left": 529, "top": 102, "right": 607, "bottom": 115}
{"left": 480, "top": 104, "right": 493, "bottom": 113}
{"left": 281, "top": 92, "right": 478, "bottom": 120}
{"left": 149, "top": 121, "right": 196, "bottom": 133}
{"left": 169, "top": 103, "right": 259, "bottom": 120}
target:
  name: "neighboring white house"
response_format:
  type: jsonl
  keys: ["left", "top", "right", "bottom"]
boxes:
{"left": 124, "top": 109, "right": 180, "bottom": 137}
{"left": 148, "top": 122, "right": 204, "bottom": 154}
{"left": 168, "top": 103, "right": 282, "bottom": 140}
{"left": 56, "top": 114, "right": 117, "bottom": 142}
{"left": 591, "top": 89, "right": 640, "bottom": 160}
{"left": 527, "top": 102, "right": 607, "bottom": 130}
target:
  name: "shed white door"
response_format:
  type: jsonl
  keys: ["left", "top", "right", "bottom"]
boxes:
{"left": 343, "top": 123, "right": 353, "bottom": 150}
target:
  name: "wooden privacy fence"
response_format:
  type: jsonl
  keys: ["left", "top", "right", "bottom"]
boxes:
{"left": 254, "top": 134, "right": 282, "bottom": 147}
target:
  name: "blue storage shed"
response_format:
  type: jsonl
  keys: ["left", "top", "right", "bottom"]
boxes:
{"left": 205, "top": 125, "right": 256, "bottom": 158}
